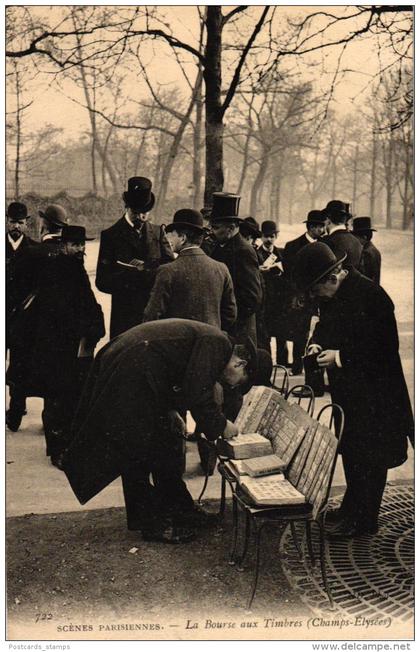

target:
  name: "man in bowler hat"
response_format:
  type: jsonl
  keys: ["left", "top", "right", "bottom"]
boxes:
{"left": 281, "top": 210, "right": 326, "bottom": 375}
{"left": 144, "top": 208, "right": 237, "bottom": 330}
{"left": 294, "top": 242, "right": 413, "bottom": 539}
{"left": 322, "top": 200, "right": 363, "bottom": 270}
{"left": 6, "top": 202, "right": 38, "bottom": 431}
{"left": 63, "top": 318, "right": 272, "bottom": 543}
{"left": 352, "top": 216, "right": 381, "bottom": 285}
{"left": 208, "top": 193, "right": 262, "bottom": 344}
{"left": 256, "top": 220, "right": 287, "bottom": 364}
{"left": 95, "top": 177, "right": 174, "bottom": 338}
{"left": 16, "top": 225, "right": 105, "bottom": 467}
{"left": 240, "top": 216, "right": 261, "bottom": 248}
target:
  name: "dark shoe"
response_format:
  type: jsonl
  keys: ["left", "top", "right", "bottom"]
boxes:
{"left": 325, "top": 507, "right": 347, "bottom": 524}
{"left": 327, "top": 520, "right": 379, "bottom": 540}
{"left": 291, "top": 365, "right": 303, "bottom": 376}
{"left": 50, "top": 453, "right": 65, "bottom": 470}
{"left": 180, "top": 504, "right": 220, "bottom": 528}
{"left": 6, "top": 410, "right": 23, "bottom": 432}
{"left": 142, "top": 523, "right": 197, "bottom": 544}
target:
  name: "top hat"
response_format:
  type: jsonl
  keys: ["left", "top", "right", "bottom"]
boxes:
{"left": 210, "top": 192, "right": 241, "bottom": 222}
{"left": 304, "top": 210, "right": 326, "bottom": 225}
{"left": 123, "top": 177, "right": 155, "bottom": 212}
{"left": 165, "top": 208, "right": 204, "bottom": 233}
{"left": 61, "top": 225, "right": 94, "bottom": 242}
{"left": 352, "top": 216, "right": 376, "bottom": 233}
{"left": 7, "top": 201, "right": 29, "bottom": 221}
{"left": 293, "top": 242, "right": 347, "bottom": 292}
{"left": 39, "top": 204, "right": 68, "bottom": 227}
{"left": 261, "top": 220, "right": 278, "bottom": 236}
{"left": 323, "top": 200, "right": 351, "bottom": 219}
{"left": 240, "top": 216, "right": 261, "bottom": 238}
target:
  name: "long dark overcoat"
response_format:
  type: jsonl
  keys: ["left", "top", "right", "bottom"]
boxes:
{"left": 312, "top": 269, "right": 413, "bottom": 468}
{"left": 63, "top": 319, "right": 233, "bottom": 504}
{"left": 322, "top": 230, "right": 363, "bottom": 270}
{"left": 210, "top": 232, "right": 262, "bottom": 341}
{"left": 9, "top": 255, "right": 105, "bottom": 398}
{"left": 143, "top": 247, "right": 237, "bottom": 330}
{"left": 95, "top": 217, "right": 174, "bottom": 338}
{"left": 359, "top": 240, "right": 381, "bottom": 285}
{"left": 6, "top": 235, "right": 38, "bottom": 336}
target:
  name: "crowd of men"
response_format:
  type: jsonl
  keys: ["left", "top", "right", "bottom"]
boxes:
{"left": 6, "top": 176, "right": 412, "bottom": 544}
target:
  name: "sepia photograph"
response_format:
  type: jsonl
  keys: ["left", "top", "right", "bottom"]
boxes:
{"left": 5, "top": 3, "right": 414, "bottom": 645}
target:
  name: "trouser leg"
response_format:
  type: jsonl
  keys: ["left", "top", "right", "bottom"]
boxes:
{"left": 8, "top": 386, "right": 26, "bottom": 417}
{"left": 121, "top": 461, "right": 156, "bottom": 530}
{"left": 341, "top": 455, "right": 387, "bottom": 527}
{"left": 152, "top": 428, "right": 195, "bottom": 518}
{"left": 292, "top": 333, "right": 308, "bottom": 374}
{"left": 275, "top": 337, "right": 288, "bottom": 366}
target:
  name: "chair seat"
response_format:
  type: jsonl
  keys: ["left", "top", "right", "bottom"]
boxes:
{"left": 235, "top": 487, "right": 313, "bottom": 518}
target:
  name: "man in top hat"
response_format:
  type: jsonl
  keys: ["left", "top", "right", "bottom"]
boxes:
{"left": 280, "top": 210, "right": 327, "bottom": 375}
{"left": 322, "top": 200, "right": 363, "bottom": 270}
{"left": 256, "top": 220, "right": 287, "bottom": 364}
{"left": 6, "top": 202, "right": 38, "bottom": 431}
{"left": 208, "top": 193, "right": 262, "bottom": 344}
{"left": 352, "top": 216, "right": 381, "bottom": 285}
{"left": 95, "top": 177, "right": 174, "bottom": 338}
{"left": 15, "top": 225, "right": 105, "bottom": 467}
{"left": 293, "top": 242, "right": 413, "bottom": 539}
{"left": 144, "top": 208, "right": 237, "bottom": 330}
{"left": 62, "top": 318, "right": 273, "bottom": 543}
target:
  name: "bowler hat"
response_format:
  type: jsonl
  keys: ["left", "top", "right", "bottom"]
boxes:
{"left": 238, "top": 336, "right": 273, "bottom": 392}
{"left": 7, "top": 201, "right": 29, "bottom": 221}
{"left": 304, "top": 210, "right": 326, "bottom": 225}
{"left": 39, "top": 204, "right": 68, "bottom": 227}
{"left": 61, "top": 225, "right": 94, "bottom": 242}
{"left": 352, "top": 216, "right": 376, "bottom": 233}
{"left": 166, "top": 208, "right": 204, "bottom": 233}
{"left": 210, "top": 192, "right": 241, "bottom": 222}
{"left": 293, "top": 242, "right": 346, "bottom": 292}
{"left": 323, "top": 200, "right": 351, "bottom": 219}
{"left": 123, "top": 177, "right": 155, "bottom": 212}
{"left": 261, "top": 220, "right": 278, "bottom": 236}
{"left": 240, "top": 216, "right": 261, "bottom": 238}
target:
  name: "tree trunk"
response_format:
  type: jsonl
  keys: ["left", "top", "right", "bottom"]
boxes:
{"left": 203, "top": 6, "right": 224, "bottom": 209}
{"left": 351, "top": 143, "right": 359, "bottom": 214}
{"left": 192, "top": 72, "right": 203, "bottom": 210}
{"left": 270, "top": 164, "right": 283, "bottom": 225}
{"left": 90, "top": 82, "right": 98, "bottom": 195}
{"left": 14, "top": 68, "right": 21, "bottom": 198}
{"left": 369, "top": 132, "right": 377, "bottom": 217}
{"left": 249, "top": 154, "right": 269, "bottom": 216}
{"left": 94, "top": 139, "right": 119, "bottom": 194}
{"left": 288, "top": 175, "right": 296, "bottom": 224}
{"left": 237, "top": 115, "right": 253, "bottom": 195}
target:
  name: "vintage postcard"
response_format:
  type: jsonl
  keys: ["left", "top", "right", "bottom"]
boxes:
{"left": 5, "top": 3, "right": 413, "bottom": 645}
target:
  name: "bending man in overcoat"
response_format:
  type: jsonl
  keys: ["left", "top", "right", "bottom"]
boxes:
{"left": 63, "top": 319, "right": 272, "bottom": 543}
{"left": 294, "top": 242, "right": 413, "bottom": 539}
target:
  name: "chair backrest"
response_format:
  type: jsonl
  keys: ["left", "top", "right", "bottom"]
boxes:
{"left": 286, "top": 384, "right": 315, "bottom": 416}
{"left": 271, "top": 364, "right": 289, "bottom": 396}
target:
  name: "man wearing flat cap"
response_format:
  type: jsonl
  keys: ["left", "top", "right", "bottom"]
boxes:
{"left": 293, "top": 242, "right": 413, "bottom": 540}
{"left": 6, "top": 202, "right": 37, "bottom": 431}
{"left": 143, "top": 208, "right": 237, "bottom": 330}
{"left": 322, "top": 200, "right": 363, "bottom": 270}
{"left": 208, "top": 193, "right": 262, "bottom": 344}
{"left": 18, "top": 225, "right": 105, "bottom": 467}
{"left": 95, "top": 177, "right": 174, "bottom": 338}
{"left": 62, "top": 318, "right": 272, "bottom": 543}
{"left": 279, "top": 210, "right": 327, "bottom": 375}
{"left": 352, "top": 216, "right": 381, "bottom": 285}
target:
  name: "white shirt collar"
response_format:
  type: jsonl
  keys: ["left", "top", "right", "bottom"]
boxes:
{"left": 180, "top": 245, "right": 200, "bottom": 252}
{"left": 305, "top": 232, "right": 316, "bottom": 243}
{"left": 125, "top": 211, "right": 135, "bottom": 228}
{"left": 42, "top": 233, "right": 61, "bottom": 241}
{"left": 8, "top": 234, "right": 24, "bottom": 250}
{"left": 328, "top": 224, "right": 347, "bottom": 235}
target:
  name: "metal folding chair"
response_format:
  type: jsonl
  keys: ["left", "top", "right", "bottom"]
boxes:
{"left": 286, "top": 384, "right": 315, "bottom": 416}
{"left": 228, "top": 402, "right": 344, "bottom": 610}
{"left": 271, "top": 364, "right": 289, "bottom": 395}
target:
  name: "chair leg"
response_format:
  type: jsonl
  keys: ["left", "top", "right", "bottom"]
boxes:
{"left": 197, "top": 470, "right": 209, "bottom": 504}
{"left": 306, "top": 521, "right": 316, "bottom": 567}
{"left": 229, "top": 495, "right": 240, "bottom": 565}
{"left": 237, "top": 510, "right": 251, "bottom": 571}
{"left": 247, "top": 522, "right": 265, "bottom": 611}
{"left": 219, "top": 474, "right": 226, "bottom": 517}
{"left": 290, "top": 522, "right": 302, "bottom": 559}
{"left": 318, "top": 517, "right": 334, "bottom": 608}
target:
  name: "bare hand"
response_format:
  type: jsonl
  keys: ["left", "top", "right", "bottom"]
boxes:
{"left": 222, "top": 420, "right": 239, "bottom": 440}
{"left": 317, "top": 350, "right": 337, "bottom": 369}
{"left": 167, "top": 410, "right": 186, "bottom": 438}
{"left": 129, "top": 258, "right": 145, "bottom": 271}
{"left": 307, "top": 344, "right": 322, "bottom": 356}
